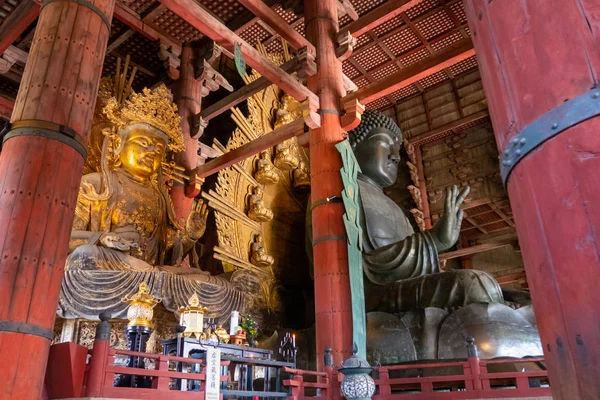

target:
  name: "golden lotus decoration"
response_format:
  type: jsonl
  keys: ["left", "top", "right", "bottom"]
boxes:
{"left": 178, "top": 293, "right": 209, "bottom": 340}
{"left": 122, "top": 282, "right": 161, "bottom": 327}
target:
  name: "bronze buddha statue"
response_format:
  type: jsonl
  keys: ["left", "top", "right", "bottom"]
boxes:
{"left": 307, "top": 111, "right": 540, "bottom": 361}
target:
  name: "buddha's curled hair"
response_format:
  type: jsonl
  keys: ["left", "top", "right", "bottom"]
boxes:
{"left": 348, "top": 109, "right": 403, "bottom": 148}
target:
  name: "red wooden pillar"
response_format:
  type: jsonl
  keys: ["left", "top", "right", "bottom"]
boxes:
{"left": 305, "top": 0, "right": 352, "bottom": 369}
{"left": 465, "top": 2, "right": 600, "bottom": 399}
{"left": 0, "top": 0, "right": 114, "bottom": 398}
{"left": 172, "top": 44, "right": 202, "bottom": 223}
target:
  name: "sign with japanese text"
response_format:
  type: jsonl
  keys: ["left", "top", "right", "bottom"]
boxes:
{"left": 205, "top": 347, "right": 221, "bottom": 400}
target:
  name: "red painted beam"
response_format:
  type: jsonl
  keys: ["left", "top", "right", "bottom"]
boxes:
{"left": 342, "top": 0, "right": 425, "bottom": 37}
{"left": 158, "top": 0, "right": 319, "bottom": 109}
{"left": 237, "top": 0, "right": 315, "bottom": 54}
{"left": 196, "top": 118, "right": 305, "bottom": 178}
{"left": 113, "top": 3, "right": 180, "bottom": 51}
{"left": 342, "top": 38, "right": 474, "bottom": 105}
{"left": 0, "top": 0, "right": 40, "bottom": 55}
{"left": 0, "top": 96, "right": 14, "bottom": 119}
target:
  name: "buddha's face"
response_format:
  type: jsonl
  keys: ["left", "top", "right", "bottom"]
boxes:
{"left": 119, "top": 127, "right": 167, "bottom": 180}
{"left": 354, "top": 129, "right": 401, "bottom": 188}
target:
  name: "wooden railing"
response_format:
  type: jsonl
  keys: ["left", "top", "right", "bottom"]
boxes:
{"left": 283, "top": 366, "right": 331, "bottom": 400}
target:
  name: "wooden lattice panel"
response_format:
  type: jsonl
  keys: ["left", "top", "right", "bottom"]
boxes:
{"left": 405, "top": 0, "right": 439, "bottom": 20}
{"left": 201, "top": 0, "right": 245, "bottom": 23}
{"left": 354, "top": 77, "right": 370, "bottom": 88}
{"left": 349, "top": 0, "right": 387, "bottom": 16}
{"left": 293, "top": 20, "right": 305, "bottom": 37}
{"left": 116, "top": 32, "right": 164, "bottom": 74}
{"left": 382, "top": 28, "right": 421, "bottom": 56}
{"left": 239, "top": 22, "right": 272, "bottom": 46}
{"left": 355, "top": 33, "right": 373, "bottom": 49}
{"left": 390, "top": 84, "right": 419, "bottom": 101}
{"left": 119, "top": 0, "right": 157, "bottom": 16}
{"left": 372, "top": 16, "right": 404, "bottom": 37}
{"left": 418, "top": 70, "right": 448, "bottom": 89}
{"left": 414, "top": 9, "right": 455, "bottom": 40}
{"left": 431, "top": 30, "right": 464, "bottom": 52}
{"left": 365, "top": 97, "right": 391, "bottom": 110}
{"left": 339, "top": 14, "right": 352, "bottom": 27}
{"left": 342, "top": 61, "right": 362, "bottom": 79}
{"left": 102, "top": 54, "right": 156, "bottom": 93}
{"left": 109, "top": 19, "right": 131, "bottom": 42}
{"left": 353, "top": 44, "right": 388, "bottom": 71}
{"left": 399, "top": 47, "right": 430, "bottom": 67}
{"left": 265, "top": 39, "right": 284, "bottom": 53}
{"left": 449, "top": 55, "right": 478, "bottom": 76}
{"left": 153, "top": 8, "right": 204, "bottom": 42}
{"left": 371, "top": 63, "right": 400, "bottom": 81}
{"left": 273, "top": 4, "right": 298, "bottom": 23}
{"left": 0, "top": 75, "right": 19, "bottom": 99}
{"left": 449, "top": 0, "right": 468, "bottom": 24}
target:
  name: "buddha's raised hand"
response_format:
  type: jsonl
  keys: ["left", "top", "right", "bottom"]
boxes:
{"left": 185, "top": 199, "right": 209, "bottom": 240}
{"left": 430, "top": 185, "right": 470, "bottom": 253}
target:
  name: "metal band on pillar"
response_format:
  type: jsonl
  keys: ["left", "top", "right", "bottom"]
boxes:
{"left": 3, "top": 120, "right": 88, "bottom": 158}
{"left": 500, "top": 88, "right": 600, "bottom": 186}
{"left": 42, "top": 0, "right": 112, "bottom": 34}
{"left": 0, "top": 320, "right": 55, "bottom": 341}
{"left": 311, "top": 195, "right": 343, "bottom": 211}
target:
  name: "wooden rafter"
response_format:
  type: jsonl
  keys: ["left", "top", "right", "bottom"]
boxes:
{"left": 439, "top": 238, "right": 516, "bottom": 260}
{"left": 196, "top": 118, "right": 305, "bottom": 178}
{"left": 343, "top": 0, "right": 425, "bottom": 38}
{"left": 237, "top": 0, "right": 315, "bottom": 54}
{"left": 0, "top": 0, "right": 39, "bottom": 55}
{"left": 106, "top": 30, "right": 136, "bottom": 54}
{"left": 342, "top": 38, "right": 474, "bottom": 105}
{"left": 158, "top": 0, "right": 319, "bottom": 111}
{"left": 496, "top": 272, "right": 526, "bottom": 285}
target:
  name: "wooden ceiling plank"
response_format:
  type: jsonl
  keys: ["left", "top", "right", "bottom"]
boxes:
{"left": 200, "top": 57, "right": 301, "bottom": 121}
{"left": 0, "top": 0, "right": 40, "bottom": 55}
{"left": 343, "top": 38, "right": 474, "bottom": 105}
{"left": 409, "top": 110, "right": 488, "bottom": 145}
{"left": 439, "top": 238, "right": 515, "bottom": 260}
{"left": 496, "top": 271, "right": 526, "bottom": 285}
{"left": 343, "top": 0, "right": 426, "bottom": 38}
{"left": 141, "top": 3, "right": 167, "bottom": 23}
{"left": 237, "top": 0, "right": 315, "bottom": 53}
{"left": 158, "top": 0, "right": 319, "bottom": 108}
{"left": 196, "top": 118, "right": 305, "bottom": 178}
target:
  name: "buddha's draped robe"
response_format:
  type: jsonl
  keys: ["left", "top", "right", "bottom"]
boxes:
{"left": 358, "top": 177, "right": 503, "bottom": 312}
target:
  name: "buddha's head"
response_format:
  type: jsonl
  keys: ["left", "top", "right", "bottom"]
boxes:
{"left": 255, "top": 234, "right": 264, "bottom": 243}
{"left": 253, "top": 185, "right": 264, "bottom": 196}
{"left": 114, "top": 123, "right": 167, "bottom": 180}
{"left": 349, "top": 110, "right": 402, "bottom": 188}
{"left": 260, "top": 150, "right": 270, "bottom": 160}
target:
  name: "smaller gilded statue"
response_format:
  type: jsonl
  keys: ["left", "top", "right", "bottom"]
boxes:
{"left": 250, "top": 234, "right": 274, "bottom": 268}
{"left": 273, "top": 142, "right": 299, "bottom": 171}
{"left": 274, "top": 93, "right": 300, "bottom": 129}
{"left": 247, "top": 185, "right": 273, "bottom": 222}
{"left": 292, "top": 160, "right": 310, "bottom": 191}
{"left": 254, "top": 150, "right": 279, "bottom": 185}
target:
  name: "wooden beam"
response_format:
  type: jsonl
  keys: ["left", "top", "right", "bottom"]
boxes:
{"left": 237, "top": 0, "right": 315, "bottom": 54}
{"left": 342, "top": 38, "right": 474, "bottom": 105}
{"left": 106, "top": 30, "right": 135, "bottom": 54}
{"left": 0, "top": 0, "right": 40, "bottom": 55}
{"left": 113, "top": 3, "right": 181, "bottom": 51}
{"left": 200, "top": 58, "right": 301, "bottom": 121}
{"left": 439, "top": 238, "right": 515, "bottom": 260}
{"left": 196, "top": 118, "right": 305, "bottom": 178}
{"left": 343, "top": 0, "right": 425, "bottom": 37}
{"left": 0, "top": 95, "right": 14, "bottom": 119}
{"left": 409, "top": 110, "right": 490, "bottom": 145}
{"left": 496, "top": 272, "right": 526, "bottom": 285}
{"left": 158, "top": 0, "right": 320, "bottom": 110}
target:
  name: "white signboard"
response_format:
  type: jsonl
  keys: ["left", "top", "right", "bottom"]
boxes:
{"left": 205, "top": 347, "right": 221, "bottom": 400}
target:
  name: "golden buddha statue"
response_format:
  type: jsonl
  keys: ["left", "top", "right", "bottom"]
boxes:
{"left": 66, "top": 84, "right": 211, "bottom": 282}
{"left": 292, "top": 160, "right": 310, "bottom": 191}
{"left": 247, "top": 185, "right": 273, "bottom": 222}
{"left": 250, "top": 234, "right": 274, "bottom": 268}
{"left": 273, "top": 141, "right": 299, "bottom": 171}
{"left": 254, "top": 150, "right": 279, "bottom": 185}
{"left": 274, "top": 94, "right": 300, "bottom": 129}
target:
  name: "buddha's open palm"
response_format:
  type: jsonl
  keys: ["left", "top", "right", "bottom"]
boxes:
{"left": 431, "top": 185, "right": 470, "bottom": 252}
{"left": 186, "top": 199, "right": 209, "bottom": 240}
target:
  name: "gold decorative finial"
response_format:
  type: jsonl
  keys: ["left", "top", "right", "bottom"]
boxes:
{"left": 122, "top": 282, "right": 161, "bottom": 327}
{"left": 103, "top": 84, "right": 185, "bottom": 152}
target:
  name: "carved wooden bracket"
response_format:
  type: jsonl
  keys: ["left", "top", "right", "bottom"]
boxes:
{"left": 340, "top": 98, "right": 365, "bottom": 131}
{"left": 337, "top": 0, "right": 359, "bottom": 21}
{"left": 198, "top": 59, "right": 234, "bottom": 97}
{"left": 342, "top": 73, "right": 358, "bottom": 94}
{"left": 190, "top": 113, "right": 209, "bottom": 139}
{"left": 0, "top": 46, "right": 28, "bottom": 74}
{"left": 158, "top": 41, "right": 181, "bottom": 80}
{"left": 184, "top": 171, "right": 205, "bottom": 198}
{"left": 296, "top": 47, "right": 317, "bottom": 81}
{"left": 300, "top": 98, "right": 321, "bottom": 129}
{"left": 336, "top": 31, "right": 357, "bottom": 62}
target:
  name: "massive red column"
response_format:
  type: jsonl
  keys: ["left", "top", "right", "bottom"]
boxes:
{"left": 172, "top": 44, "right": 202, "bottom": 223}
{"left": 305, "top": 0, "right": 353, "bottom": 369}
{"left": 0, "top": 0, "right": 114, "bottom": 398}
{"left": 465, "top": 2, "right": 600, "bottom": 399}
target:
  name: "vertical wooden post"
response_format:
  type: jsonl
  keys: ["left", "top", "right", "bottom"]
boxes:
{"left": 0, "top": 0, "right": 114, "bottom": 397}
{"left": 305, "top": 0, "right": 353, "bottom": 369}
{"left": 172, "top": 44, "right": 202, "bottom": 223}
{"left": 465, "top": 2, "right": 600, "bottom": 399}
{"left": 86, "top": 313, "right": 112, "bottom": 397}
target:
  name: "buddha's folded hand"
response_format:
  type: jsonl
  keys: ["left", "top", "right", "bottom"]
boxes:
{"left": 99, "top": 233, "right": 139, "bottom": 251}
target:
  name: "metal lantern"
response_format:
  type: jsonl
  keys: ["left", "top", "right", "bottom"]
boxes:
{"left": 122, "top": 282, "right": 161, "bottom": 327}
{"left": 339, "top": 343, "right": 376, "bottom": 400}
{"left": 178, "top": 293, "right": 208, "bottom": 340}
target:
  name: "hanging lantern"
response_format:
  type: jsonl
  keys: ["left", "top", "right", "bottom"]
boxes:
{"left": 122, "top": 282, "right": 161, "bottom": 328}
{"left": 178, "top": 293, "right": 208, "bottom": 340}
{"left": 339, "top": 343, "right": 376, "bottom": 400}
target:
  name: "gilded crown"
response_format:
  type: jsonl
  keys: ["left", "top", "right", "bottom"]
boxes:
{"left": 103, "top": 84, "right": 185, "bottom": 152}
